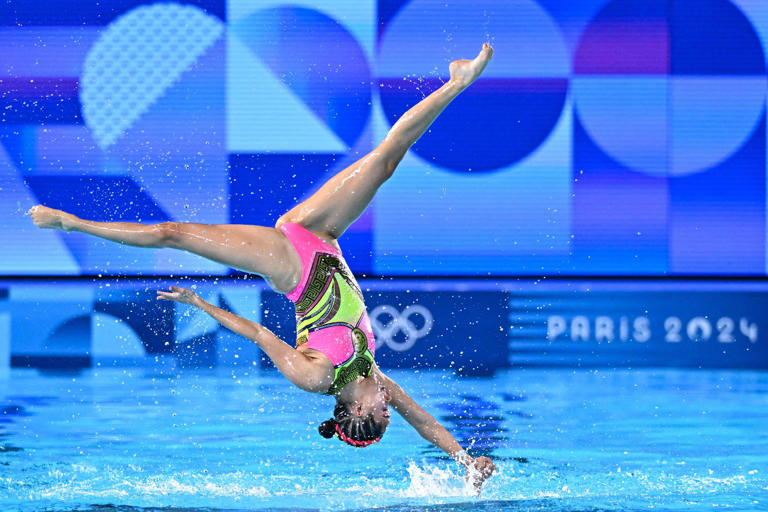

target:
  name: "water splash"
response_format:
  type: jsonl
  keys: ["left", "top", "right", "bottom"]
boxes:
{"left": 400, "top": 461, "right": 477, "bottom": 498}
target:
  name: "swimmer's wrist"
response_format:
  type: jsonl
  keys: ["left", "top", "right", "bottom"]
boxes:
{"left": 452, "top": 449, "right": 472, "bottom": 467}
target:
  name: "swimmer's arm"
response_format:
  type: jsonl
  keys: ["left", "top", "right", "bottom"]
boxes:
{"left": 379, "top": 371, "right": 463, "bottom": 456}
{"left": 377, "top": 370, "right": 496, "bottom": 484}
{"left": 158, "top": 287, "right": 331, "bottom": 393}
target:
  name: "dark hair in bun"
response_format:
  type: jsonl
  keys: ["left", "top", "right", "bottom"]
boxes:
{"left": 317, "top": 401, "right": 386, "bottom": 448}
{"left": 318, "top": 418, "right": 337, "bottom": 439}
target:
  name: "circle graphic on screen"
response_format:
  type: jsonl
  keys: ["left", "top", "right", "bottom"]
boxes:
{"left": 229, "top": 5, "right": 372, "bottom": 151}
{"left": 573, "top": 0, "right": 766, "bottom": 176}
{"left": 80, "top": 3, "right": 225, "bottom": 149}
{"left": 78, "top": 1, "right": 230, "bottom": 242}
{"left": 378, "top": 0, "right": 569, "bottom": 173}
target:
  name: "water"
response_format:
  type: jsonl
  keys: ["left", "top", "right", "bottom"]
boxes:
{"left": 1, "top": 367, "right": 767, "bottom": 511}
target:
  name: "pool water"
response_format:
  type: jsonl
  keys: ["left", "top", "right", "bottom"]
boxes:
{"left": 1, "top": 367, "right": 767, "bottom": 511}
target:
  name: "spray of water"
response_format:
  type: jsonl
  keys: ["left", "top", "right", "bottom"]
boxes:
{"left": 400, "top": 461, "right": 477, "bottom": 498}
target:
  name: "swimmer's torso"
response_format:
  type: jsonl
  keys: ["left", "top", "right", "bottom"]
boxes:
{"left": 279, "top": 222, "right": 376, "bottom": 395}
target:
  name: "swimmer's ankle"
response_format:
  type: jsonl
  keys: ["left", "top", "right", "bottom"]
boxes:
{"left": 59, "top": 212, "right": 78, "bottom": 232}
{"left": 448, "top": 43, "right": 493, "bottom": 89}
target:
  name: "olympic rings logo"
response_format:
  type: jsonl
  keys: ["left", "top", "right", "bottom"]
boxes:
{"left": 369, "top": 304, "right": 434, "bottom": 352}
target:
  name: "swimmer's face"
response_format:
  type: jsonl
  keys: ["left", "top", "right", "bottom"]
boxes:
{"left": 353, "top": 381, "right": 392, "bottom": 431}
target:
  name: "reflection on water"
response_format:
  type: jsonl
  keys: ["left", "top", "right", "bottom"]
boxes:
{"left": 428, "top": 393, "right": 511, "bottom": 458}
{"left": 0, "top": 368, "right": 767, "bottom": 512}
{"left": 67, "top": 501, "right": 631, "bottom": 512}
{"left": 365, "top": 500, "right": 625, "bottom": 512}
{"left": 72, "top": 508, "right": 263, "bottom": 512}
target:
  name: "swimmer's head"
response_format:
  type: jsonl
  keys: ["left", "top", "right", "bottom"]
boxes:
{"left": 318, "top": 383, "right": 391, "bottom": 447}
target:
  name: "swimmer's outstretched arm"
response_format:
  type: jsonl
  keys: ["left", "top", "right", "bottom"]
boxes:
{"left": 375, "top": 369, "right": 496, "bottom": 488}
{"left": 157, "top": 286, "right": 331, "bottom": 393}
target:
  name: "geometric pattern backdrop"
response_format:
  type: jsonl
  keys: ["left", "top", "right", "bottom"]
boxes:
{"left": 2, "top": 0, "right": 768, "bottom": 276}
{"left": 3, "top": 279, "right": 767, "bottom": 371}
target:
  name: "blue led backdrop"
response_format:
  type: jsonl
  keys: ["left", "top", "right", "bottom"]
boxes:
{"left": 1, "top": 0, "right": 767, "bottom": 276}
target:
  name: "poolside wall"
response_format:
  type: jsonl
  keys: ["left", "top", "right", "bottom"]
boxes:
{"left": 1, "top": 278, "right": 766, "bottom": 374}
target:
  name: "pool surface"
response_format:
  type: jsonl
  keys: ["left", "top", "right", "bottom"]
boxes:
{"left": 1, "top": 367, "right": 767, "bottom": 511}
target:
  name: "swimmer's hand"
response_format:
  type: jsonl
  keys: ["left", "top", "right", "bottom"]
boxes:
{"left": 464, "top": 456, "right": 496, "bottom": 491}
{"left": 157, "top": 286, "right": 202, "bottom": 306}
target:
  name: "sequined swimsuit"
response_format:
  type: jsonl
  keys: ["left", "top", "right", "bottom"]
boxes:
{"left": 279, "top": 222, "right": 376, "bottom": 395}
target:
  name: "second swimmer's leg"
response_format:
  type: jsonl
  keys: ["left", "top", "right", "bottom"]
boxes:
{"left": 279, "top": 43, "right": 494, "bottom": 239}
{"left": 29, "top": 206, "right": 300, "bottom": 292}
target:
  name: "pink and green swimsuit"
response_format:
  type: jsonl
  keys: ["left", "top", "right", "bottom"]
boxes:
{"left": 279, "top": 222, "right": 376, "bottom": 395}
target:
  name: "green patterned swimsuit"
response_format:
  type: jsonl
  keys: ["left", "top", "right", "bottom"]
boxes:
{"left": 279, "top": 222, "right": 376, "bottom": 395}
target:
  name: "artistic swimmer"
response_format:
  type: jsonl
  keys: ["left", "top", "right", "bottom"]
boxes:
{"left": 30, "top": 44, "right": 496, "bottom": 486}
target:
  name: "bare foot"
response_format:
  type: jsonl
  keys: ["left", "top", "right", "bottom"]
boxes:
{"left": 28, "top": 205, "right": 75, "bottom": 231}
{"left": 449, "top": 43, "right": 494, "bottom": 89}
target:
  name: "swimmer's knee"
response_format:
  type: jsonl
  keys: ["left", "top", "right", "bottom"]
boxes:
{"left": 377, "top": 155, "right": 401, "bottom": 182}
{"left": 376, "top": 141, "right": 406, "bottom": 179}
{"left": 383, "top": 159, "right": 399, "bottom": 179}
{"left": 153, "top": 222, "right": 183, "bottom": 248}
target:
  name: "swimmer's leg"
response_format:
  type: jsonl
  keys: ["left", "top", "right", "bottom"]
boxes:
{"left": 277, "top": 43, "right": 493, "bottom": 240}
{"left": 29, "top": 205, "right": 300, "bottom": 292}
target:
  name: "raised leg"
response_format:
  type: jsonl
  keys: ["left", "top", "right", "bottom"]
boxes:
{"left": 278, "top": 43, "right": 493, "bottom": 240}
{"left": 28, "top": 205, "right": 300, "bottom": 293}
